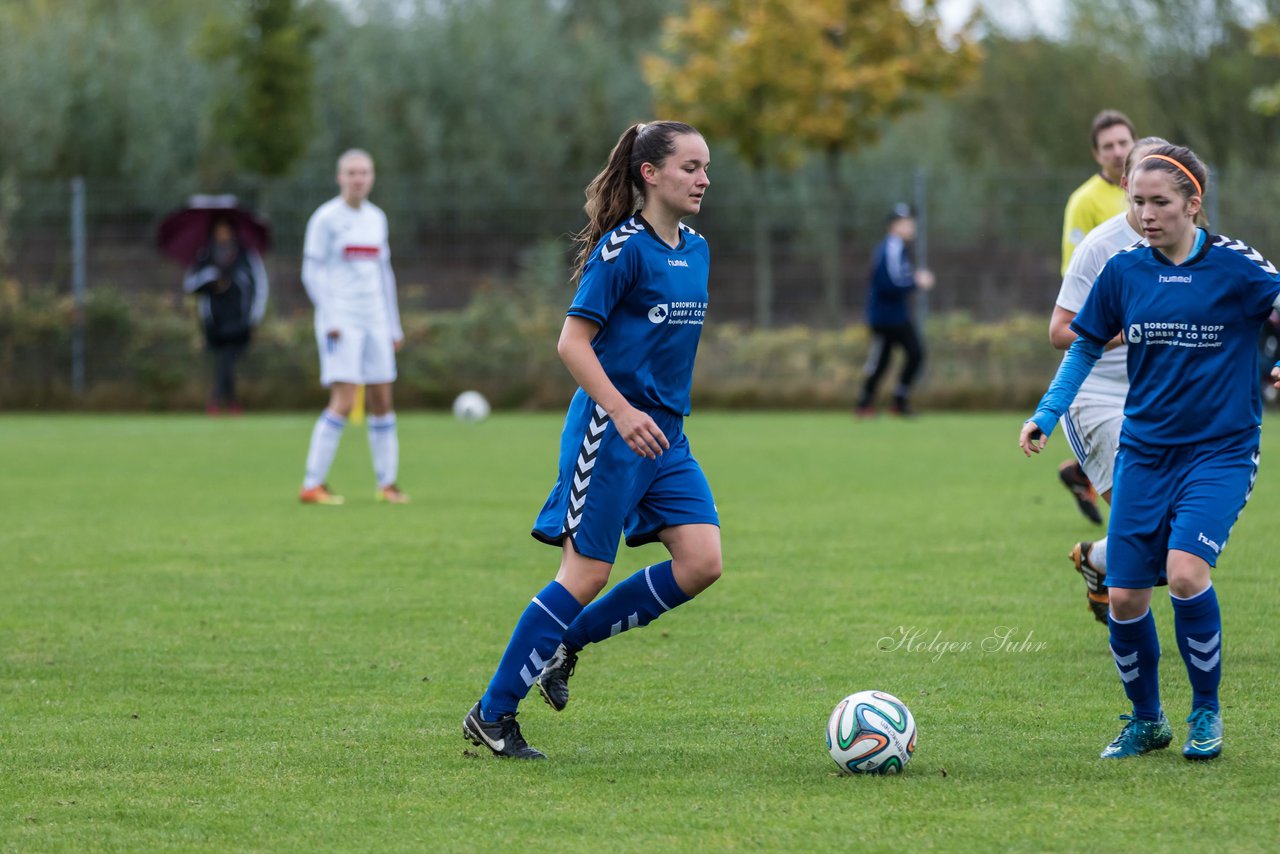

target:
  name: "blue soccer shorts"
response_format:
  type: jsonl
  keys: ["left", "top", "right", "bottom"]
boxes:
{"left": 531, "top": 392, "right": 719, "bottom": 565}
{"left": 1107, "top": 427, "right": 1260, "bottom": 589}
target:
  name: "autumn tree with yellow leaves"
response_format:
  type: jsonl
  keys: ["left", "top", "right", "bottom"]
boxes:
{"left": 646, "top": 0, "right": 980, "bottom": 326}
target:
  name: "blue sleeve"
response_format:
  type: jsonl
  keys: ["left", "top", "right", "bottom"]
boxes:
{"left": 1236, "top": 253, "right": 1280, "bottom": 321}
{"left": 568, "top": 241, "right": 635, "bottom": 327}
{"left": 1026, "top": 336, "right": 1105, "bottom": 437}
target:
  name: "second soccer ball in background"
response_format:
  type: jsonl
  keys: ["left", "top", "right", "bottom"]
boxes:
{"left": 452, "top": 390, "right": 490, "bottom": 422}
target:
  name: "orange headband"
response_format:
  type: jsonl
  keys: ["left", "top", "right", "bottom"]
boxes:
{"left": 1139, "top": 154, "right": 1203, "bottom": 197}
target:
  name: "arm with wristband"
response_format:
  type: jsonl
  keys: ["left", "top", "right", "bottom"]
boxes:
{"left": 1018, "top": 335, "right": 1105, "bottom": 456}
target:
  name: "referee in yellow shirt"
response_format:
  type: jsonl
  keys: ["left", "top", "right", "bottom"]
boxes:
{"left": 1061, "top": 110, "right": 1136, "bottom": 274}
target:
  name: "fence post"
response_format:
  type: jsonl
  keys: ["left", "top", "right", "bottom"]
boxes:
{"left": 913, "top": 167, "right": 929, "bottom": 327}
{"left": 70, "top": 176, "right": 86, "bottom": 397}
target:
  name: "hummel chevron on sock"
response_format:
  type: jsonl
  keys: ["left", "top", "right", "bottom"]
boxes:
{"left": 561, "top": 560, "right": 692, "bottom": 651}
{"left": 480, "top": 581, "right": 584, "bottom": 720}
{"left": 1108, "top": 608, "right": 1162, "bottom": 721}
{"left": 1171, "top": 584, "right": 1221, "bottom": 713}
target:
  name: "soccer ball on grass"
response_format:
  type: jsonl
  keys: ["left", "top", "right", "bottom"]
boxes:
{"left": 826, "top": 690, "right": 917, "bottom": 775}
{"left": 452, "top": 390, "right": 490, "bottom": 422}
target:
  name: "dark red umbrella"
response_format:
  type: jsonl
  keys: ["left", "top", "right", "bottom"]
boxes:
{"left": 157, "top": 194, "right": 272, "bottom": 266}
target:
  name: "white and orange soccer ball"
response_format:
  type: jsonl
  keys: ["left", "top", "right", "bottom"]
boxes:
{"left": 826, "top": 690, "right": 917, "bottom": 775}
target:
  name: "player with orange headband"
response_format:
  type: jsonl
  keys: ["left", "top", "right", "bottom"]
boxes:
{"left": 1021, "top": 143, "right": 1280, "bottom": 762}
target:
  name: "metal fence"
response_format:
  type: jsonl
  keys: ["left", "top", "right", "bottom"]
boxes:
{"left": 5, "top": 164, "right": 1280, "bottom": 384}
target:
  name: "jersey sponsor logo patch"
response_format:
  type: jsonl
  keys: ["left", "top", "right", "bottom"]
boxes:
{"left": 648, "top": 304, "right": 669, "bottom": 324}
{"left": 1158, "top": 273, "right": 1192, "bottom": 284}
{"left": 343, "top": 245, "right": 380, "bottom": 260}
{"left": 1128, "top": 321, "right": 1223, "bottom": 350}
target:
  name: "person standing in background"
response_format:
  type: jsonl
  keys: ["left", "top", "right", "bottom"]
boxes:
{"left": 183, "top": 216, "right": 269, "bottom": 415}
{"left": 298, "top": 149, "right": 409, "bottom": 506}
{"left": 855, "top": 204, "right": 935, "bottom": 418}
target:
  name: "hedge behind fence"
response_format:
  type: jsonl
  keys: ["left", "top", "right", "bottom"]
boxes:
{"left": 0, "top": 279, "right": 1062, "bottom": 412}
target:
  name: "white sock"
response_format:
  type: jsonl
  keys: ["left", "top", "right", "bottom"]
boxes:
{"left": 303, "top": 409, "right": 346, "bottom": 489}
{"left": 367, "top": 412, "right": 399, "bottom": 488}
{"left": 1091, "top": 537, "right": 1108, "bottom": 573}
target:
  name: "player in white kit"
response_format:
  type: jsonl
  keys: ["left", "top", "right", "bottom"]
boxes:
{"left": 1049, "top": 137, "right": 1168, "bottom": 621}
{"left": 298, "top": 149, "right": 408, "bottom": 505}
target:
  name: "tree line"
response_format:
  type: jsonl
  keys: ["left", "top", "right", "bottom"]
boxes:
{"left": 2, "top": 0, "right": 1279, "bottom": 323}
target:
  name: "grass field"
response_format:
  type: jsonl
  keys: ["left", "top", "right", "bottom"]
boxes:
{"left": 2, "top": 411, "right": 1278, "bottom": 852}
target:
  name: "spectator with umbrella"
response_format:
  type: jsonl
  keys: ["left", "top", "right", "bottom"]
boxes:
{"left": 158, "top": 195, "right": 270, "bottom": 414}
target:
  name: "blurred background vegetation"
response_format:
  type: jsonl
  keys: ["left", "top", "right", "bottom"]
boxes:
{"left": 2, "top": 0, "right": 1279, "bottom": 409}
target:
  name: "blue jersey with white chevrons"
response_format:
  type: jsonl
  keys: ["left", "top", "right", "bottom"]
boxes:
{"left": 1071, "top": 231, "right": 1280, "bottom": 446}
{"left": 567, "top": 215, "right": 710, "bottom": 416}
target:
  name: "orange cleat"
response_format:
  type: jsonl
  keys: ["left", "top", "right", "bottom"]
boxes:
{"left": 299, "top": 484, "right": 345, "bottom": 505}
{"left": 376, "top": 484, "right": 411, "bottom": 504}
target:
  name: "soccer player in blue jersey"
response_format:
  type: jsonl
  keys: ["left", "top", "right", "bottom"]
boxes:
{"left": 1020, "top": 144, "right": 1280, "bottom": 761}
{"left": 463, "top": 121, "right": 721, "bottom": 759}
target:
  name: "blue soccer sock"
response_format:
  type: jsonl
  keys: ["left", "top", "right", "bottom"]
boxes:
{"left": 1108, "top": 608, "right": 1162, "bottom": 721}
{"left": 1171, "top": 583, "right": 1222, "bottom": 714}
{"left": 561, "top": 560, "right": 692, "bottom": 651}
{"left": 480, "top": 581, "right": 583, "bottom": 719}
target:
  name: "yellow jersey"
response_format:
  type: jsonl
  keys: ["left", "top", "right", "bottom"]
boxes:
{"left": 1060, "top": 174, "right": 1127, "bottom": 274}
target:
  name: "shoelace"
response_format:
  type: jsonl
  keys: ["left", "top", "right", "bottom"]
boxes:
{"left": 1186, "top": 708, "right": 1217, "bottom": 737}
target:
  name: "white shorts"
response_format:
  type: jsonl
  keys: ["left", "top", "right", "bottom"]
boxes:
{"left": 317, "top": 324, "right": 396, "bottom": 387}
{"left": 1059, "top": 394, "right": 1124, "bottom": 495}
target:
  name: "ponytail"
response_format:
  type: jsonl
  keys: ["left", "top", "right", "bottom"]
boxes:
{"left": 571, "top": 124, "right": 643, "bottom": 283}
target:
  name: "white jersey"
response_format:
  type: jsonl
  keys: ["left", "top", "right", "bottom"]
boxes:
{"left": 1055, "top": 210, "right": 1141, "bottom": 399}
{"left": 302, "top": 197, "right": 403, "bottom": 339}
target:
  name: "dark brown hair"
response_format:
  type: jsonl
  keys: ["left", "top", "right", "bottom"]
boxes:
{"left": 1090, "top": 109, "right": 1136, "bottom": 150}
{"left": 1132, "top": 143, "right": 1209, "bottom": 203}
{"left": 570, "top": 121, "right": 701, "bottom": 282}
{"left": 1126, "top": 138, "right": 1210, "bottom": 226}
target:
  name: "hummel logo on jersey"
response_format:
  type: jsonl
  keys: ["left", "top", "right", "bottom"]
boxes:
{"left": 1197, "top": 532, "right": 1221, "bottom": 554}
{"left": 1215, "top": 234, "right": 1279, "bottom": 275}
{"left": 1128, "top": 324, "right": 1142, "bottom": 344}
{"left": 1158, "top": 273, "right": 1192, "bottom": 284}
{"left": 667, "top": 258, "right": 689, "bottom": 267}
{"left": 600, "top": 219, "right": 641, "bottom": 263}
{"left": 648, "top": 304, "right": 669, "bottom": 324}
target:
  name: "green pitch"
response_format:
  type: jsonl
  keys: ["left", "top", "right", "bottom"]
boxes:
{"left": 2, "top": 412, "right": 1277, "bottom": 851}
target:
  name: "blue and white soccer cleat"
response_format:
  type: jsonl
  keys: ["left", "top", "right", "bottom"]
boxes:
{"left": 1183, "top": 707, "right": 1223, "bottom": 761}
{"left": 1100, "top": 713, "right": 1172, "bottom": 759}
